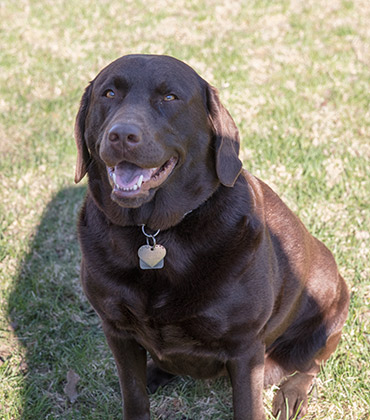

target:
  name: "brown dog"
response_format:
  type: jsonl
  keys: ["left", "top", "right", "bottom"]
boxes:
{"left": 74, "top": 54, "right": 349, "bottom": 420}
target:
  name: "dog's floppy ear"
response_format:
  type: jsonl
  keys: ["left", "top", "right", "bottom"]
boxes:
{"left": 74, "top": 83, "right": 93, "bottom": 183}
{"left": 206, "top": 84, "right": 242, "bottom": 187}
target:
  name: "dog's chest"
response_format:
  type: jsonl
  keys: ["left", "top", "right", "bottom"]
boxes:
{"left": 104, "top": 291, "right": 234, "bottom": 377}
{"left": 102, "top": 283, "right": 235, "bottom": 359}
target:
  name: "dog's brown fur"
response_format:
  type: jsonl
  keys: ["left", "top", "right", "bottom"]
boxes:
{"left": 74, "top": 54, "right": 349, "bottom": 420}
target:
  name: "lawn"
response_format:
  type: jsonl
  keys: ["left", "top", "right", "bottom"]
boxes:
{"left": 0, "top": 0, "right": 369, "bottom": 419}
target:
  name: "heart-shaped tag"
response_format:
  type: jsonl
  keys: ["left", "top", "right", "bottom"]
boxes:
{"left": 138, "top": 244, "right": 166, "bottom": 269}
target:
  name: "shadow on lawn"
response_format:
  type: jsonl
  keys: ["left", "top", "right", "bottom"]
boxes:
{"left": 7, "top": 186, "right": 121, "bottom": 419}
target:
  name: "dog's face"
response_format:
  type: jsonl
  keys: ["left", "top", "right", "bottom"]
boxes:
{"left": 75, "top": 55, "right": 242, "bottom": 227}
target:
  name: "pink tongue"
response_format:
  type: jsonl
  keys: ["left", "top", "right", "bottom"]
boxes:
{"left": 114, "top": 162, "right": 156, "bottom": 188}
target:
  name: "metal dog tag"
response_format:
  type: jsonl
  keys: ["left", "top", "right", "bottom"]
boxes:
{"left": 138, "top": 244, "right": 166, "bottom": 270}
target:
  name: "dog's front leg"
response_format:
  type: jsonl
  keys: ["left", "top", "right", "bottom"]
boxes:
{"left": 104, "top": 328, "right": 150, "bottom": 420}
{"left": 226, "top": 342, "right": 266, "bottom": 420}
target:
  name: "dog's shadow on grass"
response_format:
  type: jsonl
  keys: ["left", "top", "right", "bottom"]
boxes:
{"left": 8, "top": 186, "right": 122, "bottom": 419}
{"left": 7, "top": 186, "right": 233, "bottom": 420}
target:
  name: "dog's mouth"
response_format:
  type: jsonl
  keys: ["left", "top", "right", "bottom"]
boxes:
{"left": 107, "top": 156, "right": 178, "bottom": 199}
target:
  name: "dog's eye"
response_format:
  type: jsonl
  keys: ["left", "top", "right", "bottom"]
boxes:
{"left": 163, "top": 94, "right": 178, "bottom": 102}
{"left": 104, "top": 90, "right": 116, "bottom": 99}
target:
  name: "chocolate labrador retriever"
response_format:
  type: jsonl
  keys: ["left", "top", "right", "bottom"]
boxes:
{"left": 74, "top": 54, "right": 349, "bottom": 420}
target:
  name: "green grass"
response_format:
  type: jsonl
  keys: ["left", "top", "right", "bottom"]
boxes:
{"left": 1, "top": 0, "right": 369, "bottom": 419}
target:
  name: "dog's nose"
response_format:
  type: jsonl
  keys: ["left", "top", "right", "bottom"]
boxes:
{"left": 108, "top": 123, "right": 142, "bottom": 145}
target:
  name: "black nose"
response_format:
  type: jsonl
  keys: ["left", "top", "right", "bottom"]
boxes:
{"left": 108, "top": 123, "right": 142, "bottom": 145}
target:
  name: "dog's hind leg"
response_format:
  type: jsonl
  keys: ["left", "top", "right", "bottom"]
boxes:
{"left": 271, "top": 329, "right": 343, "bottom": 420}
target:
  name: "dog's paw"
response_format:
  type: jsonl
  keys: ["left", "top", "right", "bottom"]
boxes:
{"left": 146, "top": 360, "right": 176, "bottom": 394}
{"left": 272, "top": 381, "right": 309, "bottom": 419}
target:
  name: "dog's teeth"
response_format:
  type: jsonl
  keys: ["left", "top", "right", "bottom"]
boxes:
{"left": 112, "top": 178, "right": 142, "bottom": 192}
{"left": 137, "top": 175, "right": 143, "bottom": 188}
{"left": 110, "top": 170, "right": 144, "bottom": 193}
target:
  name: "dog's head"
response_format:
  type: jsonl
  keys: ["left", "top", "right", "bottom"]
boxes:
{"left": 75, "top": 54, "right": 242, "bottom": 228}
